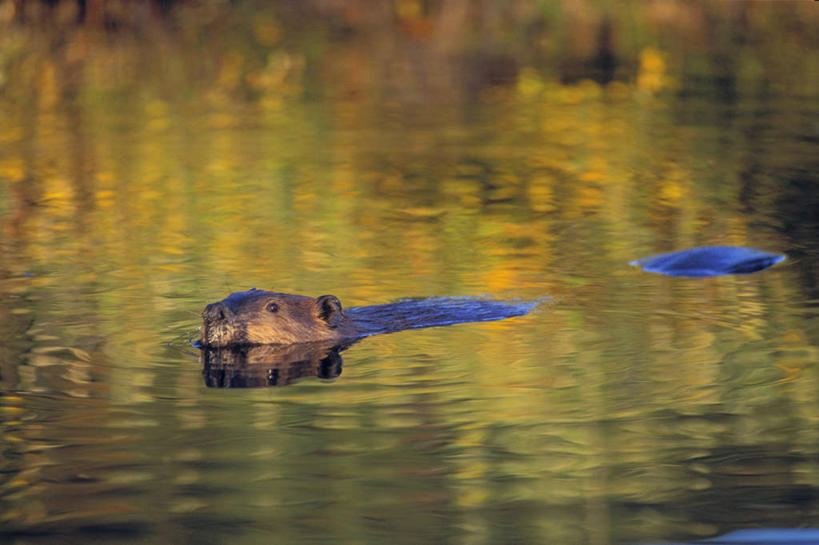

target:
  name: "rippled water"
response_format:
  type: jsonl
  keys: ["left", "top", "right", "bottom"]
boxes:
{"left": 1, "top": 2, "right": 818, "bottom": 544}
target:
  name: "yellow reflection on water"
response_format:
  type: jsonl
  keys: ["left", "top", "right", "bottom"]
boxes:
{"left": 0, "top": 1, "right": 818, "bottom": 544}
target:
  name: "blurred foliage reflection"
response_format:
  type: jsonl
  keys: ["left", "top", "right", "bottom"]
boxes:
{"left": 0, "top": 1, "right": 818, "bottom": 544}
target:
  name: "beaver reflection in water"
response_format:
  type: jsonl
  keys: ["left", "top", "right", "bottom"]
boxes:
{"left": 200, "top": 288, "right": 537, "bottom": 347}
{"left": 201, "top": 340, "right": 347, "bottom": 388}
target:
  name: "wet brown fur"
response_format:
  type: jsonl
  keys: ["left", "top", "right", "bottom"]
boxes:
{"left": 201, "top": 289, "right": 358, "bottom": 347}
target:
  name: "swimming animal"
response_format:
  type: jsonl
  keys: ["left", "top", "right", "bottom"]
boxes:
{"left": 200, "top": 289, "right": 537, "bottom": 347}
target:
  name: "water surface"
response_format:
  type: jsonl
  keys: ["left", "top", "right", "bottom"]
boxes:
{"left": 1, "top": 2, "right": 818, "bottom": 544}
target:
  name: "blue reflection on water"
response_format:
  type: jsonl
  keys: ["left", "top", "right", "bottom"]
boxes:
{"left": 630, "top": 246, "right": 786, "bottom": 277}
{"left": 649, "top": 528, "right": 819, "bottom": 545}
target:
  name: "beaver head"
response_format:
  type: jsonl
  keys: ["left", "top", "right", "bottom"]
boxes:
{"left": 201, "top": 289, "right": 355, "bottom": 347}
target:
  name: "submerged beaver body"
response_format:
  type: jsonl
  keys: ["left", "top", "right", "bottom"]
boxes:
{"left": 201, "top": 289, "right": 536, "bottom": 347}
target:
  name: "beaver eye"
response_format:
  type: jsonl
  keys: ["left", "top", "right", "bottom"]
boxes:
{"left": 266, "top": 302, "right": 279, "bottom": 313}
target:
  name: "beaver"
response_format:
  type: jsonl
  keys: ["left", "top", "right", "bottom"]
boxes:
{"left": 200, "top": 288, "right": 537, "bottom": 347}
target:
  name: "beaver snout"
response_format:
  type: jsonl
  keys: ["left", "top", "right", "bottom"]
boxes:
{"left": 201, "top": 301, "right": 243, "bottom": 347}
{"left": 203, "top": 302, "right": 234, "bottom": 323}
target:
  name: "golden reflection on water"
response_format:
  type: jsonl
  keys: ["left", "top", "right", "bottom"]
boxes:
{"left": 1, "top": 1, "right": 818, "bottom": 544}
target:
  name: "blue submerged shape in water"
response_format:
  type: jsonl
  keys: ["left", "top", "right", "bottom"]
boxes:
{"left": 630, "top": 246, "right": 786, "bottom": 277}
{"left": 645, "top": 528, "right": 819, "bottom": 545}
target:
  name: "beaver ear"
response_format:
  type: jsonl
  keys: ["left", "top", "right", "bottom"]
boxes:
{"left": 315, "top": 295, "right": 344, "bottom": 327}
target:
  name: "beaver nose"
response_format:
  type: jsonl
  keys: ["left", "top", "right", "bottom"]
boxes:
{"left": 203, "top": 302, "right": 234, "bottom": 323}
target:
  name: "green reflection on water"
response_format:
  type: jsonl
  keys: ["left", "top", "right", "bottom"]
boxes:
{"left": 1, "top": 1, "right": 818, "bottom": 544}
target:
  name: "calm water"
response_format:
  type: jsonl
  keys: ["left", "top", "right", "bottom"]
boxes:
{"left": 1, "top": 2, "right": 818, "bottom": 544}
